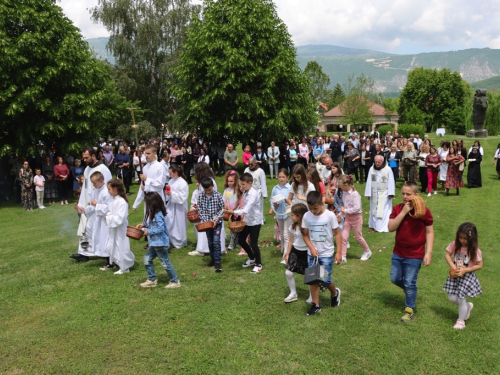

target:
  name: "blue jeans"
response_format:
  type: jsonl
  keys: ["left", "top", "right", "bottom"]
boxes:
{"left": 206, "top": 222, "right": 222, "bottom": 263}
{"left": 144, "top": 246, "right": 178, "bottom": 283}
{"left": 390, "top": 254, "right": 423, "bottom": 309}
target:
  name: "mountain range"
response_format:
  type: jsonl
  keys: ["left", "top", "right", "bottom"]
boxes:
{"left": 86, "top": 37, "right": 500, "bottom": 94}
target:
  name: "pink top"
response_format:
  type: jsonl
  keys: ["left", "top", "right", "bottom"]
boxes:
{"left": 54, "top": 164, "right": 70, "bottom": 181}
{"left": 319, "top": 181, "right": 326, "bottom": 195}
{"left": 34, "top": 175, "right": 45, "bottom": 191}
{"left": 299, "top": 144, "right": 309, "bottom": 158}
{"left": 342, "top": 188, "right": 362, "bottom": 214}
{"left": 446, "top": 241, "right": 482, "bottom": 267}
{"left": 242, "top": 151, "right": 252, "bottom": 165}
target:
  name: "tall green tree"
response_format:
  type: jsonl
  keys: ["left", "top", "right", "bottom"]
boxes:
{"left": 303, "top": 61, "right": 330, "bottom": 110}
{"left": 325, "top": 83, "right": 345, "bottom": 111}
{"left": 399, "top": 67, "right": 470, "bottom": 133}
{"left": 339, "top": 74, "right": 376, "bottom": 126}
{"left": 0, "top": 0, "right": 130, "bottom": 156}
{"left": 172, "top": 0, "right": 317, "bottom": 145}
{"left": 91, "top": 0, "right": 201, "bottom": 131}
{"left": 485, "top": 91, "right": 500, "bottom": 136}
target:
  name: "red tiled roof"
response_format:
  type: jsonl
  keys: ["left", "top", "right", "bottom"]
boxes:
{"left": 323, "top": 98, "right": 398, "bottom": 117}
{"left": 319, "top": 102, "right": 328, "bottom": 111}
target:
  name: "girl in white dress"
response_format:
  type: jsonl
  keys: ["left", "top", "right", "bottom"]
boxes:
{"left": 105, "top": 178, "right": 135, "bottom": 274}
{"left": 165, "top": 164, "right": 189, "bottom": 248}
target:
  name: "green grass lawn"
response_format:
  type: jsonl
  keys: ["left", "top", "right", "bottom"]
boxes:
{"left": 1, "top": 135, "right": 500, "bottom": 374}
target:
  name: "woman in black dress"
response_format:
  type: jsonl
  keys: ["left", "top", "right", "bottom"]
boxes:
{"left": 42, "top": 155, "right": 57, "bottom": 204}
{"left": 467, "top": 147, "right": 482, "bottom": 188}
{"left": 180, "top": 147, "right": 193, "bottom": 184}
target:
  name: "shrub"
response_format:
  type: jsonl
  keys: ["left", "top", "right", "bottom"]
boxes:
{"left": 377, "top": 125, "right": 395, "bottom": 137}
{"left": 396, "top": 124, "right": 426, "bottom": 138}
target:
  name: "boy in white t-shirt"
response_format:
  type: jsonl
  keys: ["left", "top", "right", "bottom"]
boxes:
{"left": 33, "top": 168, "right": 46, "bottom": 209}
{"left": 302, "top": 191, "right": 343, "bottom": 316}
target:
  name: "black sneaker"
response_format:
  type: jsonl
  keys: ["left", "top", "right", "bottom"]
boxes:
{"left": 306, "top": 304, "right": 321, "bottom": 316}
{"left": 215, "top": 263, "right": 222, "bottom": 273}
{"left": 207, "top": 259, "right": 215, "bottom": 267}
{"left": 331, "top": 288, "right": 341, "bottom": 307}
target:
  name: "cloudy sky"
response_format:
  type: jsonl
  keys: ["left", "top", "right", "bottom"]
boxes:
{"left": 59, "top": 0, "right": 500, "bottom": 54}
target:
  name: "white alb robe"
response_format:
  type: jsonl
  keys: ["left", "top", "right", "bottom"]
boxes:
{"left": 80, "top": 185, "right": 112, "bottom": 257}
{"left": 133, "top": 160, "right": 166, "bottom": 209}
{"left": 165, "top": 177, "right": 189, "bottom": 248}
{"left": 190, "top": 181, "right": 226, "bottom": 254}
{"left": 438, "top": 149, "right": 449, "bottom": 181}
{"left": 105, "top": 196, "right": 135, "bottom": 270}
{"left": 364, "top": 165, "right": 395, "bottom": 232}
{"left": 77, "top": 163, "right": 112, "bottom": 256}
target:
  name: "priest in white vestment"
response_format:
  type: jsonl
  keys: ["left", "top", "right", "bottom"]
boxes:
{"left": 71, "top": 147, "right": 112, "bottom": 261}
{"left": 364, "top": 155, "right": 395, "bottom": 233}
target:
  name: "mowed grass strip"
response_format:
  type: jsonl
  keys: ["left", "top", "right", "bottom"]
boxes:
{"left": 1, "top": 134, "right": 499, "bottom": 374}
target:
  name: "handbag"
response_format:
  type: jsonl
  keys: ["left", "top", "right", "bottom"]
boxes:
{"left": 304, "top": 257, "right": 327, "bottom": 285}
{"left": 458, "top": 162, "right": 465, "bottom": 172}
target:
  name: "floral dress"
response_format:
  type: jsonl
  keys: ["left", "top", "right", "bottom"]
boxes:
{"left": 445, "top": 155, "right": 465, "bottom": 189}
{"left": 19, "top": 169, "right": 35, "bottom": 209}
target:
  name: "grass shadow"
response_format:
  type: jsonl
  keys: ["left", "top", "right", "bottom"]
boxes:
{"left": 374, "top": 290, "right": 404, "bottom": 310}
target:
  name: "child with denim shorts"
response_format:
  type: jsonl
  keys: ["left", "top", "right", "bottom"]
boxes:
{"left": 302, "top": 191, "right": 343, "bottom": 316}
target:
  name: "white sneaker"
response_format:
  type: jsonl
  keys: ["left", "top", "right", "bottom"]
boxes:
{"left": 306, "top": 296, "right": 313, "bottom": 304}
{"left": 284, "top": 294, "right": 298, "bottom": 303}
{"left": 242, "top": 259, "right": 256, "bottom": 268}
{"left": 341, "top": 256, "right": 347, "bottom": 263}
{"left": 188, "top": 251, "right": 205, "bottom": 256}
{"left": 280, "top": 260, "right": 286, "bottom": 264}
{"left": 165, "top": 281, "right": 181, "bottom": 288}
{"left": 114, "top": 269, "right": 130, "bottom": 275}
{"left": 433, "top": 190, "right": 437, "bottom": 195}
{"left": 427, "top": 193, "right": 431, "bottom": 197}
{"left": 347, "top": 242, "right": 351, "bottom": 249}
{"left": 360, "top": 250, "right": 372, "bottom": 261}
{"left": 250, "top": 265, "right": 262, "bottom": 273}
{"left": 140, "top": 279, "right": 158, "bottom": 288}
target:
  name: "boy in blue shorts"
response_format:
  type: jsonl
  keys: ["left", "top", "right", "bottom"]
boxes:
{"left": 302, "top": 191, "right": 343, "bottom": 316}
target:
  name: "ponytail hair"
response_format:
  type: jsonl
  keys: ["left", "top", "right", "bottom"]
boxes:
{"left": 107, "top": 178, "right": 128, "bottom": 203}
{"left": 169, "top": 164, "right": 187, "bottom": 181}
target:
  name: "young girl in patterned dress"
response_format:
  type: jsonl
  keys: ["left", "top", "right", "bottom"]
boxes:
{"left": 223, "top": 170, "right": 244, "bottom": 253}
{"left": 443, "top": 222, "right": 483, "bottom": 329}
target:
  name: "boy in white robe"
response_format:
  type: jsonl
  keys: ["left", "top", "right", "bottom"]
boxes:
{"left": 165, "top": 164, "right": 189, "bottom": 248}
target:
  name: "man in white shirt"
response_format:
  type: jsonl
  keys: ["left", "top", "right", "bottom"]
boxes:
{"left": 267, "top": 141, "right": 280, "bottom": 179}
{"left": 133, "top": 144, "right": 166, "bottom": 210}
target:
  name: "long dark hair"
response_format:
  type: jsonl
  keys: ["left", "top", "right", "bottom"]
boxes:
{"left": 291, "top": 164, "right": 308, "bottom": 194}
{"left": 194, "top": 162, "right": 215, "bottom": 183}
{"left": 169, "top": 164, "right": 186, "bottom": 181}
{"left": 107, "top": 178, "right": 128, "bottom": 203}
{"left": 307, "top": 168, "right": 322, "bottom": 193}
{"left": 454, "top": 222, "right": 479, "bottom": 264}
{"left": 144, "top": 192, "right": 167, "bottom": 223}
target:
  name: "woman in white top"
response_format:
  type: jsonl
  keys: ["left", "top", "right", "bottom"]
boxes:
{"left": 438, "top": 141, "right": 450, "bottom": 187}
{"left": 285, "top": 164, "right": 315, "bottom": 207}
{"left": 197, "top": 148, "right": 210, "bottom": 165}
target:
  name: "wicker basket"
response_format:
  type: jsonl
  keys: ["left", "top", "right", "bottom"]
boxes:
{"left": 127, "top": 226, "right": 144, "bottom": 240}
{"left": 223, "top": 213, "right": 230, "bottom": 221}
{"left": 195, "top": 221, "right": 216, "bottom": 233}
{"left": 409, "top": 195, "right": 426, "bottom": 219}
{"left": 325, "top": 197, "right": 334, "bottom": 205}
{"left": 187, "top": 209, "right": 200, "bottom": 223}
{"left": 228, "top": 221, "right": 246, "bottom": 233}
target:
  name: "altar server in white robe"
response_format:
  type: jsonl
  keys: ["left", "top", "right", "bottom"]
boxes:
{"left": 84, "top": 171, "right": 113, "bottom": 268}
{"left": 72, "top": 146, "right": 112, "bottom": 262}
{"left": 188, "top": 178, "right": 226, "bottom": 256}
{"left": 244, "top": 157, "right": 267, "bottom": 224}
{"left": 364, "top": 155, "right": 395, "bottom": 233}
{"left": 133, "top": 144, "right": 166, "bottom": 210}
{"left": 105, "top": 178, "right": 135, "bottom": 274}
{"left": 165, "top": 164, "right": 189, "bottom": 248}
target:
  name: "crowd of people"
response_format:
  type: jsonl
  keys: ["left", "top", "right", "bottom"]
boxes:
{"left": 0, "top": 130, "right": 487, "bottom": 325}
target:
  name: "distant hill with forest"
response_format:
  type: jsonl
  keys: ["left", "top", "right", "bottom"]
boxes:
{"left": 85, "top": 38, "right": 500, "bottom": 94}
